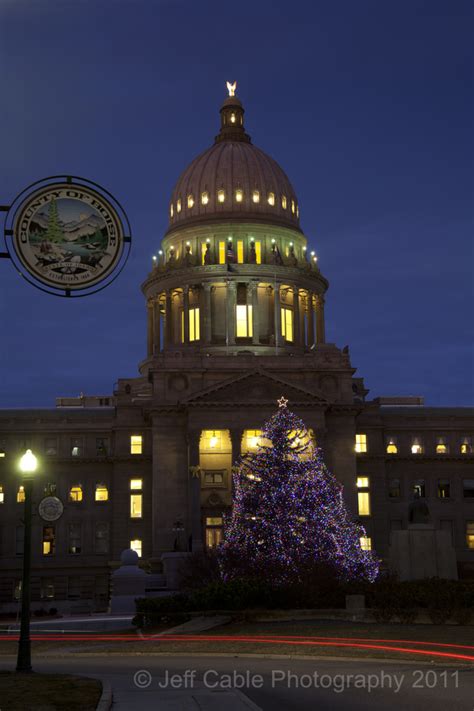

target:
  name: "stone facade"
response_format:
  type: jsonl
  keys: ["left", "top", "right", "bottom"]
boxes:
{"left": 0, "top": 88, "right": 473, "bottom": 611}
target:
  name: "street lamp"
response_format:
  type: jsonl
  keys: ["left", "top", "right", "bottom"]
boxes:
{"left": 16, "top": 449, "right": 38, "bottom": 673}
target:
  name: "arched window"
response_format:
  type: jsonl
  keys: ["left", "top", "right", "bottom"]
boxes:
{"left": 176, "top": 198, "right": 182, "bottom": 213}
{"left": 69, "top": 485, "right": 83, "bottom": 502}
{"left": 170, "top": 203, "right": 174, "bottom": 218}
{"left": 386, "top": 438, "right": 398, "bottom": 454}
{"left": 291, "top": 199, "right": 296, "bottom": 214}
{"left": 235, "top": 188, "right": 243, "bottom": 203}
{"left": 95, "top": 484, "right": 109, "bottom": 502}
{"left": 281, "top": 195, "right": 287, "bottom": 209}
{"left": 217, "top": 189, "right": 225, "bottom": 203}
{"left": 187, "top": 194, "right": 194, "bottom": 209}
{"left": 17, "top": 486, "right": 25, "bottom": 503}
{"left": 252, "top": 190, "right": 260, "bottom": 203}
{"left": 267, "top": 192, "right": 275, "bottom": 206}
{"left": 201, "top": 191, "right": 209, "bottom": 205}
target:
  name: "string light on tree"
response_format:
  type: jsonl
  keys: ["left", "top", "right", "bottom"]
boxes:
{"left": 220, "top": 399, "right": 379, "bottom": 584}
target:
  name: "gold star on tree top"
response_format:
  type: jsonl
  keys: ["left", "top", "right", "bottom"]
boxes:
{"left": 277, "top": 396, "right": 288, "bottom": 408}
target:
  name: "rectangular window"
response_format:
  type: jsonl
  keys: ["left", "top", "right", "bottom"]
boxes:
{"left": 460, "top": 437, "right": 472, "bottom": 454}
{"left": 40, "top": 578, "right": 55, "bottom": 600}
{"left": 71, "top": 437, "right": 83, "bottom": 456}
{"left": 281, "top": 307, "right": 293, "bottom": 341}
{"left": 237, "top": 240, "right": 244, "bottom": 263}
{"left": 95, "top": 523, "right": 109, "bottom": 554}
{"left": 42, "top": 526, "right": 55, "bottom": 556}
{"left": 236, "top": 304, "right": 253, "bottom": 338}
{"left": 201, "top": 242, "right": 207, "bottom": 265}
{"left": 67, "top": 576, "right": 81, "bottom": 600}
{"left": 438, "top": 479, "right": 451, "bottom": 498}
{"left": 386, "top": 438, "right": 398, "bottom": 454}
{"left": 205, "top": 516, "right": 223, "bottom": 549}
{"left": 360, "top": 536, "right": 372, "bottom": 551}
{"left": 355, "top": 434, "right": 367, "bottom": 453}
{"left": 0, "top": 485, "right": 4, "bottom": 504}
{"left": 411, "top": 438, "right": 423, "bottom": 454}
{"left": 130, "top": 478, "right": 143, "bottom": 490}
{"left": 463, "top": 479, "right": 474, "bottom": 498}
{"left": 357, "top": 477, "right": 371, "bottom": 516}
{"left": 17, "top": 486, "right": 25, "bottom": 503}
{"left": 254, "top": 241, "right": 262, "bottom": 264}
{"left": 130, "top": 435, "right": 143, "bottom": 454}
{"left": 388, "top": 478, "right": 400, "bottom": 498}
{"left": 68, "top": 523, "right": 82, "bottom": 554}
{"left": 218, "top": 241, "right": 226, "bottom": 264}
{"left": 189, "top": 307, "right": 200, "bottom": 341}
{"left": 95, "top": 484, "right": 109, "bottom": 502}
{"left": 16, "top": 526, "right": 24, "bottom": 556}
{"left": 203, "top": 470, "right": 225, "bottom": 485}
{"left": 466, "top": 522, "right": 474, "bottom": 550}
{"left": 96, "top": 438, "right": 108, "bottom": 456}
{"left": 130, "top": 494, "right": 143, "bottom": 518}
{"left": 44, "top": 437, "right": 58, "bottom": 456}
{"left": 130, "top": 539, "right": 142, "bottom": 557}
{"left": 413, "top": 479, "right": 425, "bottom": 498}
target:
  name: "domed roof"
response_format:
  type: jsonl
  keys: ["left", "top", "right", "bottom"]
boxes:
{"left": 167, "top": 86, "right": 301, "bottom": 235}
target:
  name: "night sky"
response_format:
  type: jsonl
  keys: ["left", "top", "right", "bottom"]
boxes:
{"left": 0, "top": 0, "right": 472, "bottom": 407}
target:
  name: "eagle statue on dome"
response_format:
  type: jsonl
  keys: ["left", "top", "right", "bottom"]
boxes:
{"left": 226, "top": 81, "right": 237, "bottom": 97}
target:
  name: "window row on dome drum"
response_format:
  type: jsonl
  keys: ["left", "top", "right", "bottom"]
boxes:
{"left": 170, "top": 190, "right": 299, "bottom": 218}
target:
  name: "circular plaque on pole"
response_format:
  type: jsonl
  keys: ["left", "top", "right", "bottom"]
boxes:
{"left": 38, "top": 496, "right": 64, "bottom": 522}
{"left": 3, "top": 175, "right": 131, "bottom": 297}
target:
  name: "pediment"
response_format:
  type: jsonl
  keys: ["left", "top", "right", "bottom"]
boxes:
{"left": 185, "top": 368, "right": 327, "bottom": 408}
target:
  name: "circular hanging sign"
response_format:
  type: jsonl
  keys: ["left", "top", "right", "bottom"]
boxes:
{"left": 38, "top": 496, "right": 64, "bottom": 522}
{"left": 3, "top": 176, "right": 131, "bottom": 297}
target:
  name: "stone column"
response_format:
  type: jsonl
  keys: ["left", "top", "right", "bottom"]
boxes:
{"left": 188, "top": 430, "right": 203, "bottom": 552}
{"left": 292, "top": 286, "right": 300, "bottom": 345}
{"left": 226, "top": 281, "right": 236, "bottom": 346}
{"left": 307, "top": 291, "right": 315, "bottom": 348}
{"left": 147, "top": 300, "right": 153, "bottom": 356}
{"left": 183, "top": 286, "right": 190, "bottom": 344}
{"left": 274, "top": 283, "right": 282, "bottom": 348}
{"left": 315, "top": 294, "right": 326, "bottom": 344}
{"left": 298, "top": 289, "right": 305, "bottom": 348}
{"left": 203, "top": 283, "right": 212, "bottom": 344}
{"left": 248, "top": 281, "right": 260, "bottom": 345}
{"left": 153, "top": 298, "right": 161, "bottom": 354}
{"left": 165, "top": 290, "right": 172, "bottom": 347}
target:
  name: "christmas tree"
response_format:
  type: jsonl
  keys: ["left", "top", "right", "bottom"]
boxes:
{"left": 220, "top": 398, "right": 379, "bottom": 584}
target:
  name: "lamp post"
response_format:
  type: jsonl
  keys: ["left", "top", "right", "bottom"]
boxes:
{"left": 16, "top": 449, "right": 37, "bottom": 673}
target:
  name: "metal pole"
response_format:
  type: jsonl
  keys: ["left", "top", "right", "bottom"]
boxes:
{"left": 16, "top": 478, "right": 33, "bottom": 673}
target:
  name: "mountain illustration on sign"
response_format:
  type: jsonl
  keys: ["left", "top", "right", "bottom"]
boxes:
{"left": 28, "top": 197, "right": 109, "bottom": 273}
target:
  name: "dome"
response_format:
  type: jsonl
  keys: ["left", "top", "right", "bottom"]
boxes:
{"left": 166, "top": 87, "right": 301, "bottom": 235}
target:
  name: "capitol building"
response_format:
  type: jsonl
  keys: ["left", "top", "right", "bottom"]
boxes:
{"left": 0, "top": 86, "right": 473, "bottom": 610}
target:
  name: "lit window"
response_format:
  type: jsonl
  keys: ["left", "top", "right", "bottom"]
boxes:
{"left": 130, "top": 479, "right": 142, "bottom": 490}
{"left": 254, "top": 241, "right": 261, "bottom": 263}
{"left": 281, "top": 195, "right": 287, "bottom": 209}
{"left": 357, "top": 477, "right": 371, "bottom": 516}
{"left": 71, "top": 438, "right": 83, "bottom": 456}
{"left": 411, "top": 438, "right": 423, "bottom": 454}
{"left": 201, "top": 430, "right": 227, "bottom": 451}
{"left": 203, "top": 470, "right": 225, "bottom": 485}
{"left": 230, "top": 112, "right": 236, "bottom": 124}
{"left": 438, "top": 479, "right": 450, "bottom": 498}
{"left": 413, "top": 479, "right": 425, "bottom": 498}
{"left": 201, "top": 241, "right": 208, "bottom": 264}
{"left": 217, "top": 189, "right": 225, "bottom": 203}
{"left": 0, "top": 449, "right": 5, "bottom": 458}
{"left": 242, "top": 430, "right": 263, "bottom": 453}
{"left": 281, "top": 307, "right": 293, "bottom": 341}
{"left": 95, "top": 484, "right": 109, "bottom": 502}
{"left": 267, "top": 192, "right": 275, "bottom": 206}
{"left": 291, "top": 199, "right": 295, "bottom": 214}
{"left": 130, "top": 435, "right": 143, "bottom": 454}
{"left": 252, "top": 190, "right": 260, "bottom": 203}
{"left": 360, "top": 536, "right": 372, "bottom": 551}
{"left": 130, "top": 539, "right": 142, "bottom": 557}
{"left": 176, "top": 199, "right": 181, "bottom": 213}
{"left": 461, "top": 437, "right": 472, "bottom": 454}
{"left": 436, "top": 437, "right": 448, "bottom": 454}
{"left": 201, "top": 191, "right": 209, "bottom": 205}
{"left": 206, "top": 516, "right": 223, "bottom": 549}
{"left": 0, "top": 485, "right": 4, "bottom": 503}
{"left": 467, "top": 522, "right": 474, "bottom": 549}
{"left": 187, "top": 194, "right": 194, "bottom": 208}
{"left": 355, "top": 434, "right": 367, "bottom": 453}
{"left": 17, "top": 486, "right": 25, "bottom": 503}
{"left": 130, "top": 493, "right": 142, "bottom": 518}
{"left": 386, "top": 439, "right": 398, "bottom": 454}
{"left": 237, "top": 240, "right": 244, "bottom": 263}
{"left": 463, "top": 479, "right": 474, "bottom": 498}
{"left": 170, "top": 203, "right": 174, "bottom": 218}
{"left": 235, "top": 189, "right": 243, "bottom": 203}
{"left": 236, "top": 304, "right": 253, "bottom": 338}
{"left": 189, "top": 307, "right": 200, "bottom": 341}
{"left": 42, "top": 526, "right": 55, "bottom": 556}
{"left": 388, "top": 478, "right": 400, "bottom": 498}
{"left": 296, "top": 205, "right": 299, "bottom": 218}
{"left": 69, "top": 485, "right": 83, "bottom": 502}
{"left": 218, "top": 241, "right": 226, "bottom": 264}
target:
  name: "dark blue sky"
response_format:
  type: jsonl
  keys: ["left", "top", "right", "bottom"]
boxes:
{"left": 0, "top": 0, "right": 472, "bottom": 407}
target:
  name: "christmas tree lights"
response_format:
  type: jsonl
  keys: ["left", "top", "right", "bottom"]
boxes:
{"left": 220, "top": 399, "right": 379, "bottom": 584}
